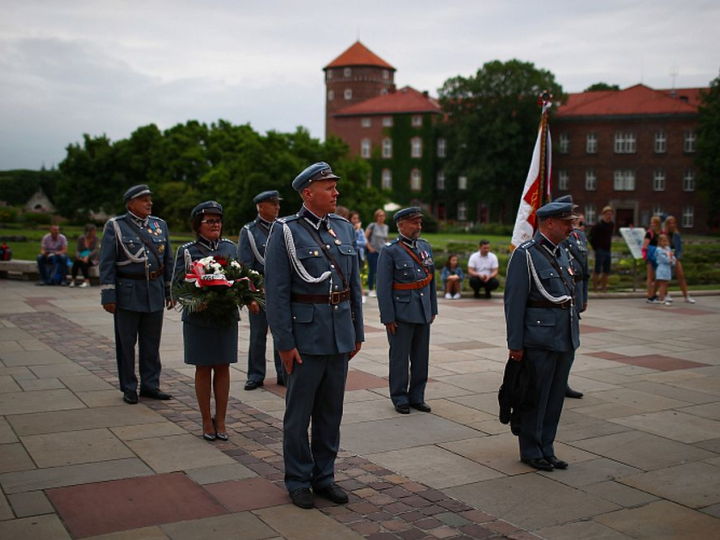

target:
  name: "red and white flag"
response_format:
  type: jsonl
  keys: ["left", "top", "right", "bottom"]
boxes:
{"left": 510, "top": 101, "right": 552, "bottom": 249}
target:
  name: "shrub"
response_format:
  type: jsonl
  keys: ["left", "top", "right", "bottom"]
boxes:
{"left": 21, "top": 212, "right": 53, "bottom": 226}
{"left": 0, "top": 206, "right": 20, "bottom": 223}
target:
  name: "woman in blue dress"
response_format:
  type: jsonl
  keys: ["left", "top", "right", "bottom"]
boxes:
{"left": 173, "top": 201, "right": 259, "bottom": 441}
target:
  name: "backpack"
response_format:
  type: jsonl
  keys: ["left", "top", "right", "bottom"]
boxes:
{"left": 641, "top": 231, "right": 658, "bottom": 267}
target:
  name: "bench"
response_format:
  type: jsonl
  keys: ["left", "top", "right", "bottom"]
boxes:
{"left": 0, "top": 259, "right": 99, "bottom": 282}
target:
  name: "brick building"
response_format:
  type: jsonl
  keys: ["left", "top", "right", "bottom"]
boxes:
{"left": 324, "top": 42, "right": 445, "bottom": 211}
{"left": 553, "top": 84, "right": 708, "bottom": 233}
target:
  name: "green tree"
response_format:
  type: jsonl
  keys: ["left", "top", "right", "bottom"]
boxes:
{"left": 584, "top": 82, "right": 620, "bottom": 92}
{"left": 438, "top": 59, "right": 563, "bottom": 222}
{"left": 696, "top": 72, "right": 720, "bottom": 229}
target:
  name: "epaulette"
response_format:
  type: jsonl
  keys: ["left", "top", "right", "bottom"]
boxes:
{"left": 179, "top": 241, "right": 195, "bottom": 249}
{"left": 220, "top": 238, "right": 235, "bottom": 245}
{"left": 386, "top": 238, "right": 399, "bottom": 247}
{"left": 519, "top": 239, "right": 535, "bottom": 250}
{"left": 280, "top": 214, "right": 299, "bottom": 223}
{"left": 148, "top": 215, "right": 164, "bottom": 222}
{"left": 328, "top": 213, "right": 349, "bottom": 223}
{"left": 417, "top": 238, "right": 432, "bottom": 248}
{"left": 112, "top": 215, "right": 125, "bottom": 222}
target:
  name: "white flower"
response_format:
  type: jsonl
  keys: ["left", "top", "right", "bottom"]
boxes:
{"left": 230, "top": 261, "right": 242, "bottom": 269}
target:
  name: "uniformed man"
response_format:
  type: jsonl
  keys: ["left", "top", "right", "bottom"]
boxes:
{"left": 376, "top": 207, "right": 438, "bottom": 415}
{"left": 100, "top": 185, "right": 174, "bottom": 405}
{"left": 557, "top": 195, "right": 588, "bottom": 400}
{"left": 504, "top": 200, "right": 580, "bottom": 471}
{"left": 264, "top": 162, "right": 364, "bottom": 510}
{"left": 238, "top": 190, "right": 284, "bottom": 390}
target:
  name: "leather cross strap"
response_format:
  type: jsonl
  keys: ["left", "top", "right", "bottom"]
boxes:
{"left": 533, "top": 243, "right": 575, "bottom": 297}
{"left": 296, "top": 219, "right": 349, "bottom": 291}
{"left": 393, "top": 241, "right": 432, "bottom": 290}
{"left": 128, "top": 220, "right": 164, "bottom": 268}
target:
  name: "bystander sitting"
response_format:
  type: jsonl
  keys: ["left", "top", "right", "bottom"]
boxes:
{"left": 441, "top": 254, "right": 464, "bottom": 299}
{"left": 467, "top": 240, "right": 499, "bottom": 299}
{"left": 36, "top": 224, "right": 68, "bottom": 286}
{"left": 69, "top": 224, "right": 99, "bottom": 288}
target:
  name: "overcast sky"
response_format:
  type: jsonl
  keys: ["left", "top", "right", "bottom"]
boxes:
{"left": 1, "top": 0, "right": 718, "bottom": 170}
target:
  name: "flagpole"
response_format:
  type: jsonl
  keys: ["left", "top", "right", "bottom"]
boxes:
{"left": 538, "top": 91, "right": 553, "bottom": 206}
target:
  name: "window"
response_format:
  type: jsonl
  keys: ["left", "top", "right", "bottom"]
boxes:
{"left": 410, "top": 169, "right": 422, "bottom": 191}
{"left": 380, "top": 88, "right": 388, "bottom": 96}
{"left": 382, "top": 138, "right": 392, "bottom": 159}
{"left": 559, "top": 133, "right": 569, "bottom": 154}
{"left": 383, "top": 69, "right": 390, "bottom": 80}
{"left": 683, "top": 170, "right": 696, "bottom": 191}
{"left": 343, "top": 67, "right": 352, "bottom": 77}
{"left": 614, "top": 133, "right": 637, "bottom": 153}
{"left": 436, "top": 171, "right": 445, "bottom": 190}
{"left": 652, "top": 206, "right": 663, "bottom": 218}
{"left": 586, "top": 133, "right": 597, "bottom": 154}
{"left": 585, "top": 205, "right": 596, "bottom": 225}
{"left": 327, "top": 90, "right": 334, "bottom": 101}
{"left": 381, "top": 169, "right": 392, "bottom": 190}
{"left": 684, "top": 130, "right": 696, "bottom": 153}
{"left": 655, "top": 130, "right": 667, "bottom": 153}
{"left": 653, "top": 169, "right": 666, "bottom": 191}
{"left": 412, "top": 115, "right": 423, "bottom": 127}
{"left": 327, "top": 70, "right": 333, "bottom": 80}
{"left": 437, "top": 138, "right": 446, "bottom": 157}
{"left": 361, "top": 139, "right": 371, "bottom": 159}
{"left": 361, "top": 118, "right": 371, "bottom": 128}
{"left": 458, "top": 202, "right": 467, "bottom": 221}
{"left": 558, "top": 170, "right": 569, "bottom": 191}
{"left": 458, "top": 176, "right": 468, "bottom": 190}
{"left": 682, "top": 206, "right": 694, "bottom": 228}
{"left": 344, "top": 88, "right": 352, "bottom": 100}
{"left": 585, "top": 169, "right": 597, "bottom": 191}
{"left": 382, "top": 116, "right": 393, "bottom": 127}
{"left": 411, "top": 137, "right": 422, "bottom": 158}
{"left": 613, "top": 170, "right": 635, "bottom": 191}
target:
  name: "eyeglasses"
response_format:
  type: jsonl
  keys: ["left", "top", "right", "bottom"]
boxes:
{"left": 201, "top": 219, "right": 223, "bottom": 226}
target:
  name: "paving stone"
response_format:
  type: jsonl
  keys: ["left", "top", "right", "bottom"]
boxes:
{"left": 581, "top": 480, "right": 659, "bottom": 507}
{"left": 29, "top": 362, "right": 92, "bottom": 378}
{"left": 0, "top": 417, "right": 17, "bottom": 444}
{"left": 60, "top": 374, "right": 115, "bottom": 392}
{"left": 619, "top": 461, "right": 720, "bottom": 508}
{"left": 185, "top": 462, "right": 257, "bottom": 484}
{"left": 0, "top": 491, "right": 12, "bottom": 521}
{"left": 21, "top": 428, "right": 134, "bottom": 468}
{"left": 204, "top": 477, "right": 288, "bottom": 511}
{"left": 83, "top": 526, "right": 168, "bottom": 539}
{"left": 367, "top": 445, "right": 503, "bottom": 489}
{"left": 47, "top": 472, "right": 227, "bottom": 538}
{"left": 125, "top": 434, "right": 238, "bottom": 473}
{"left": 7, "top": 491, "right": 55, "bottom": 517}
{"left": 0, "top": 442, "right": 35, "bottom": 473}
{"left": 445, "top": 474, "right": 619, "bottom": 530}
{"left": 0, "top": 458, "right": 153, "bottom": 494}
{"left": 15, "top": 377, "right": 66, "bottom": 391}
{"left": 110, "top": 422, "right": 187, "bottom": 441}
{"left": 0, "top": 389, "right": 85, "bottom": 415}
{"left": 160, "top": 511, "right": 277, "bottom": 539}
{"left": 0, "top": 375, "right": 22, "bottom": 393}
{"left": 0, "top": 349, "right": 71, "bottom": 367}
{"left": 0, "top": 514, "right": 71, "bottom": 539}
{"left": 8, "top": 405, "right": 164, "bottom": 436}
{"left": 535, "top": 520, "right": 634, "bottom": 539}
{"left": 612, "top": 410, "right": 720, "bottom": 443}
{"left": 254, "top": 504, "right": 365, "bottom": 539}
{"left": 595, "top": 500, "right": 720, "bottom": 539}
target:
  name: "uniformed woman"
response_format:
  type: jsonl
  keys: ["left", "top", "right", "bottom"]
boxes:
{"left": 173, "top": 201, "right": 259, "bottom": 441}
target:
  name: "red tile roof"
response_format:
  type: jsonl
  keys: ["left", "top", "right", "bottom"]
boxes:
{"left": 333, "top": 86, "right": 442, "bottom": 116}
{"left": 325, "top": 41, "right": 395, "bottom": 70}
{"left": 558, "top": 84, "right": 705, "bottom": 117}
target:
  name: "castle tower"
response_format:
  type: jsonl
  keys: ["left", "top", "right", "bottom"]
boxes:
{"left": 324, "top": 41, "right": 396, "bottom": 138}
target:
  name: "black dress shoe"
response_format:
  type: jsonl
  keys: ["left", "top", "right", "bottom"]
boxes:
{"left": 289, "top": 488, "right": 314, "bottom": 509}
{"left": 545, "top": 456, "right": 569, "bottom": 469}
{"left": 123, "top": 391, "right": 138, "bottom": 405}
{"left": 521, "top": 457, "right": 554, "bottom": 471}
{"left": 395, "top": 404, "right": 410, "bottom": 414}
{"left": 565, "top": 387, "right": 584, "bottom": 399}
{"left": 244, "top": 379, "right": 263, "bottom": 391}
{"left": 139, "top": 389, "right": 172, "bottom": 400}
{"left": 410, "top": 402, "right": 432, "bottom": 413}
{"left": 276, "top": 377, "right": 285, "bottom": 387}
{"left": 314, "top": 484, "right": 349, "bottom": 504}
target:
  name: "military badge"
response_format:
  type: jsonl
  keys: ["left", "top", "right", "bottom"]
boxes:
{"left": 158, "top": 244, "right": 165, "bottom": 255}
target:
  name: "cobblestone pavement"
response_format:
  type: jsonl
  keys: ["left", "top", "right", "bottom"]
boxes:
{"left": 1, "top": 280, "right": 720, "bottom": 539}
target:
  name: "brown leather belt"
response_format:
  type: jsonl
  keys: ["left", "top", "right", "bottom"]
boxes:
{"left": 527, "top": 299, "right": 572, "bottom": 309}
{"left": 118, "top": 266, "right": 165, "bottom": 280}
{"left": 392, "top": 275, "right": 433, "bottom": 290}
{"left": 292, "top": 289, "right": 350, "bottom": 305}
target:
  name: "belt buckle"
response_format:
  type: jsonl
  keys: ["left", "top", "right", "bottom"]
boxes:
{"left": 149, "top": 270, "right": 158, "bottom": 280}
{"left": 330, "top": 291, "right": 342, "bottom": 305}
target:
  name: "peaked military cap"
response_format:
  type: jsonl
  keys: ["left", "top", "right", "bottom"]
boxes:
{"left": 191, "top": 200, "right": 223, "bottom": 218}
{"left": 123, "top": 184, "right": 152, "bottom": 202}
{"left": 291, "top": 162, "right": 340, "bottom": 192}
{"left": 554, "top": 194, "right": 579, "bottom": 209}
{"left": 253, "top": 190, "right": 282, "bottom": 204}
{"left": 393, "top": 206, "right": 423, "bottom": 223}
{"left": 536, "top": 200, "right": 578, "bottom": 221}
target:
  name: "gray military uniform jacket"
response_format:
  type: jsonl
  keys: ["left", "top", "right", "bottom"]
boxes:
{"left": 238, "top": 216, "right": 272, "bottom": 274}
{"left": 562, "top": 229, "right": 589, "bottom": 309}
{"left": 264, "top": 209, "right": 364, "bottom": 355}
{"left": 504, "top": 232, "right": 580, "bottom": 352}
{"left": 99, "top": 213, "right": 173, "bottom": 312}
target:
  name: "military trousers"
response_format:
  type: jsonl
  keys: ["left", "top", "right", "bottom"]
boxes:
{"left": 387, "top": 322, "right": 430, "bottom": 406}
{"left": 113, "top": 308, "right": 164, "bottom": 394}
{"left": 283, "top": 352, "right": 349, "bottom": 493}
{"left": 518, "top": 347, "right": 574, "bottom": 460}
{"left": 247, "top": 308, "right": 283, "bottom": 383}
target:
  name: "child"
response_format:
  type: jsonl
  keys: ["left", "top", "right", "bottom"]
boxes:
{"left": 654, "top": 234, "right": 675, "bottom": 305}
{"left": 441, "top": 254, "right": 464, "bottom": 299}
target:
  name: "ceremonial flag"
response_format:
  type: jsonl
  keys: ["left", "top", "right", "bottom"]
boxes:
{"left": 510, "top": 97, "right": 553, "bottom": 250}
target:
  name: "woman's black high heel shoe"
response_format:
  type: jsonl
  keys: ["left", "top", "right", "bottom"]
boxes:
{"left": 212, "top": 417, "right": 229, "bottom": 441}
